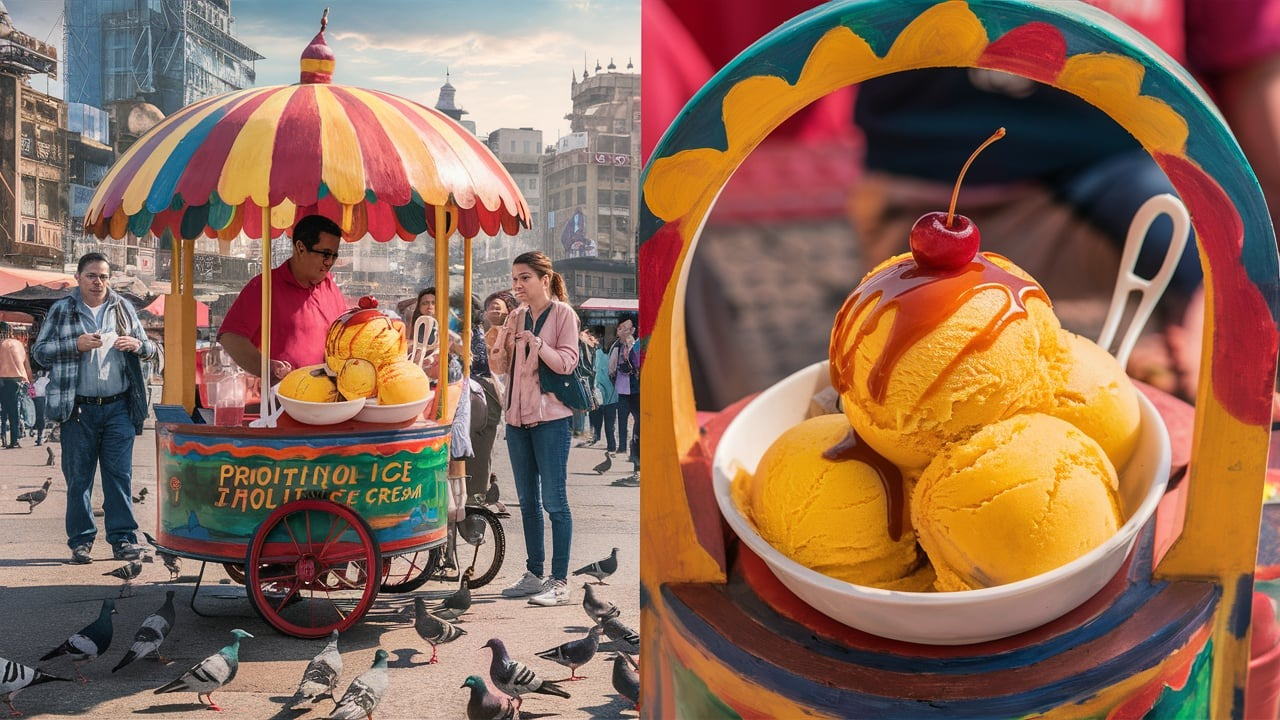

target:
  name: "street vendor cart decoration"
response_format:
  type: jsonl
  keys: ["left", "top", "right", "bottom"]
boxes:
{"left": 639, "top": 1, "right": 1280, "bottom": 718}
{"left": 83, "top": 11, "right": 527, "bottom": 638}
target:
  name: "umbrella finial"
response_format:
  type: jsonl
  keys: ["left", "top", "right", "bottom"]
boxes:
{"left": 300, "top": 9, "right": 335, "bottom": 84}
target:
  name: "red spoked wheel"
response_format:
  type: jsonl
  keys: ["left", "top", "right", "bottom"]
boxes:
{"left": 245, "top": 499, "right": 382, "bottom": 638}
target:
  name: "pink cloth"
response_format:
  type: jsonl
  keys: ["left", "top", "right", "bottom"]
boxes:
{"left": 217, "top": 260, "right": 347, "bottom": 370}
{"left": 0, "top": 338, "right": 27, "bottom": 380}
{"left": 489, "top": 301, "right": 579, "bottom": 427}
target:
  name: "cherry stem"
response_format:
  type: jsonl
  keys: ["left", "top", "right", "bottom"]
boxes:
{"left": 946, "top": 127, "right": 1006, "bottom": 227}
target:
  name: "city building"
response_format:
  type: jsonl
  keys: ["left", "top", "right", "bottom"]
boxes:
{"left": 541, "top": 58, "right": 639, "bottom": 304}
{"left": 0, "top": 3, "right": 65, "bottom": 269}
{"left": 474, "top": 126, "right": 543, "bottom": 300}
{"left": 65, "top": 0, "right": 262, "bottom": 117}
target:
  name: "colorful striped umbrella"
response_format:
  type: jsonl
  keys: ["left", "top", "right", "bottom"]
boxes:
{"left": 83, "top": 18, "right": 529, "bottom": 243}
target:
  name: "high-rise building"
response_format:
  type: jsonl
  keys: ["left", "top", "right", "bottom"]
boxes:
{"left": 542, "top": 58, "right": 639, "bottom": 304}
{"left": 0, "top": 1, "right": 65, "bottom": 269}
{"left": 65, "top": 0, "right": 262, "bottom": 117}
{"left": 471, "top": 126, "right": 543, "bottom": 300}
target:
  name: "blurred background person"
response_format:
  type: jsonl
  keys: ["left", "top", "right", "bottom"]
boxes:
{"left": 589, "top": 324, "right": 619, "bottom": 454}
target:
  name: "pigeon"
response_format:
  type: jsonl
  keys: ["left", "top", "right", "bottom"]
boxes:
{"left": 461, "top": 674, "right": 520, "bottom": 720}
{"left": 457, "top": 513, "right": 490, "bottom": 547}
{"left": 591, "top": 453, "right": 612, "bottom": 475}
{"left": 482, "top": 637, "right": 570, "bottom": 713}
{"left": 153, "top": 628, "right": 252, "bottom": 711}
{"left": 483, "top": 475, "right": 508, "bottom": 515}
{"left": 285, "top": 630, "right": 342, "bottom": 710}
{"left": 413, "top": 597, "right": 466, "bottom": 664}
{"left": 582, "top": 583, "right": 621, "bottom": 623}
{"left": 16, "top": 479, "right": 51, "bottom": 513}
{"left": 432, "top": 567, "right": 473, "bottom": 621}
{"left": 610, "top": 653, "right": 639, "bottom": 708}
{"left": 141, "top": 531, "right": 181, "bottom": 581}
{"left": 535, "top": 625, "right": 603, "bottom": 681}
{"left": 598, "top": 616, "right": 639, "bottom": 653}
{"left": 105, "top": 558, "right": 143, "bottom": 597}
{"left": 44, "top": 446, "right": 54, "bottom": 466}
{"left": 39, "top": 598, "right": 116, "bottom": 682}
{"left": 0, "top": 655, "right": 70, "bottom": 716}
{"left": 113, "top": 590, "right": 177, "bottom": 671}
{"left": 572, "top": 547, "right": 619, "bottom": 585}
{"left": 132, "top": 487, "right": 149, "bottom": 504}
{"left": 326, "top": 648, "right": 388, "bottom": 720}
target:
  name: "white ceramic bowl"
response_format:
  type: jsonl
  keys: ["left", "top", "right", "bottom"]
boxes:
{"left": 278, "top": 394, "right": 366, "bottom": 426}
{"left": 354, "top": 396, "right": 432, "bottom": 424}
{"left": 712, "top": 360, "right": 1171, "bottom": 645}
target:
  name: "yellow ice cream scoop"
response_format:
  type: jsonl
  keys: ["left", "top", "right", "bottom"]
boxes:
{"left": 912, "top": 413, "right": 1122, "bottom": 592}
{"left": 745, "top": 413, "right": 926, "bottom": 590}
{"left": 830, "top": 251, "right": 1063, "bottom": 472}
{"left": 337, "top": 358, "right": 378, "bottom": 400}
{"left": 1044, "top": 331, "right": 1142, "bottom": 470}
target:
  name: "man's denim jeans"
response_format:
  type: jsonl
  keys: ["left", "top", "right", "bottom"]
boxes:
{"left": 62, "top": 402, "right": 138, "bottom": 550}
{"left": 505, "top": 417, "right": 572, "bottom": 580}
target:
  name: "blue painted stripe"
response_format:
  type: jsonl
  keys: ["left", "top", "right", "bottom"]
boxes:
{"left": 143, "top": 100, "right": 234, "bottom": 214}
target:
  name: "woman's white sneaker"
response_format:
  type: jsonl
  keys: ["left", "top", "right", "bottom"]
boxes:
{"left": 528, "top": 578, "right": 572, "bottom": 606}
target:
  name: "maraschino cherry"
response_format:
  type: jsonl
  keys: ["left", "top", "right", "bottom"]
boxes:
{"left": 357, "top": 296, "right": 378, "bottom": 309}
{"left": 908, "top": 127, "right": 1006, "bottom": 271}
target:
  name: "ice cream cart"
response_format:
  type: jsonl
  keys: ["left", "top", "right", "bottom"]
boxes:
{"left": 640, "top": 1, "right": 1280, "bottom": 717}
{"left": 81, "top": 14, "right": 526, "bottom": 638}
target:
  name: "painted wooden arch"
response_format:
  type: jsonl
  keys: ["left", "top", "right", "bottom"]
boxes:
{"left": 638, "top": 0, "right": 1280, "bottom": 716}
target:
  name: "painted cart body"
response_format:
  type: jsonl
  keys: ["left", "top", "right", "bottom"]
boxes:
{"left": 639, "top": 0, "right": 1280, "bottom": 717}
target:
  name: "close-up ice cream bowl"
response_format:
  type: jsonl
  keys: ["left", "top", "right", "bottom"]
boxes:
{"left": 711, "top": 180, "right": 1180, "bottom": 647}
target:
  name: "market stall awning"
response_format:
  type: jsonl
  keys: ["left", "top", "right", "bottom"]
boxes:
{"left": 144, "top": 294, "right": 211, "bottom": 327}
{"left": 0, "top": 267, "right": 75, "bottom": 296}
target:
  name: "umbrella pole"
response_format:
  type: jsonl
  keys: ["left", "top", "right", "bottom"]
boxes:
{"left": 462, "top": 235, "right": 472, "bottom": 380}
{"left": 162, "top": 231, "right": 182, "bottom": 407}
{"left": 181, "top": 238, "right": 196, "bottom": 412}
{"left": 434, "top": 205, "right": 448, "bottom": 422}
{"left": 261, "top": 205, "right": 274, "bottom": 423}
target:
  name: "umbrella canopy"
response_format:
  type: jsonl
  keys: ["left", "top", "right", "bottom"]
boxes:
{"left": 83, "top": 18, "right": 529, "bottom": 244}
{"left": 143, "top": 294, "right": 210, "bottom": 327}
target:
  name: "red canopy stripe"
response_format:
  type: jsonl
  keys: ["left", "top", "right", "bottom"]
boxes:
{"left": 177, "top": 87, "right": 284, "bottom": 207}
{"left": 330, "top": 86, "right": 412, "bottom": 206}
{"left": 269, "top": 88, "right": 325, "bottom": 207}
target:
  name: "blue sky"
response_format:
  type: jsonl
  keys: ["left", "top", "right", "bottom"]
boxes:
{"left": 5, "top": 0, "right": 640, "bottom": 140}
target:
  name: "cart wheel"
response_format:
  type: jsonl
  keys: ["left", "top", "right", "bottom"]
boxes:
{"left": 245, "top": 499, "right": 382, "bottom": 638}
{"left": 455, "top": 506, "right": 505, "bottom": 589}
{"left": 380, "top": 547, "right": 445, "bottom": 593}
{"left": 222, "top": 563, "right": 246, "bottom": 585}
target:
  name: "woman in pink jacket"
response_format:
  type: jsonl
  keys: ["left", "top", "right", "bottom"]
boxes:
{"left": 488, "top": 251, "right": 581, "bottom": 607}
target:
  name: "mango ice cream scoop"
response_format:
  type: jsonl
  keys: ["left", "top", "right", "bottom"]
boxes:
{"left": 745, "top": 414, "right": 932, "bottom": 591}
{"left": 911, "top": 413, "right": 1122, "bottom": 592}
{"left": 1044, "top": 331, "right": 1142, "bottom": 470}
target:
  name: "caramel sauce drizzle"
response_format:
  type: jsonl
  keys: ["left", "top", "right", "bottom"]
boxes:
{"left": 823, "top": 429, "right": 907, "bottom": 541}
{"left": 830, "top": 253, "right": 1049, "bottom": 406}
{"left": 826, "top": 253, "right": 1049, "bottom": 538}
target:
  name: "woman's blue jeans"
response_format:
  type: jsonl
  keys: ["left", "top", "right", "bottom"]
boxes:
{"left": 505, "top": 417, "right": 573, "bottom": 580}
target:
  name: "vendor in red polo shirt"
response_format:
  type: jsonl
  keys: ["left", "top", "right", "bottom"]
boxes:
{"left": 218, "top": 214, "right": 348, "bottom": 382}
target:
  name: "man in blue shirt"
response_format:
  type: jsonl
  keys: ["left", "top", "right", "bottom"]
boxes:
{"left": 32, "top": 253, "right": 158, "bottom": 564}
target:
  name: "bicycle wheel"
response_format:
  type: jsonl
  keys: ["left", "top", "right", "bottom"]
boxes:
{"left": 455, "top": 506, "right": 505, "bottom": 588}
{"left": 380, "top": 546, "right": 444, "bottom": 594}
{"left": 245, "top": 499, "right": 381, "bottom": 638}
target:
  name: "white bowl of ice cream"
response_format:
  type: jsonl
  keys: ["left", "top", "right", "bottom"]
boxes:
{"left": 711, "top": 360, "right": 1171, "bottom": 645}
{"left": 278, "top": 394, "right": 366, "bottom": 426}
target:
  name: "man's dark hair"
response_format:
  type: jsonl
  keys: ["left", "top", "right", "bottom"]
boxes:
{"left": 292, "top": 215, "right": 343, "bottom": 250}
{"left": 77, "top": 252, "right": 110, "bottom": 274}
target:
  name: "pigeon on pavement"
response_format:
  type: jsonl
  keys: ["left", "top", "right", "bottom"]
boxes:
{"left": 16, "top": 479, "right": 51, "bottom": 513}
{"left": 141, "top": 531, "right": 181, "bottom": 581}
{"left": 413, "top": 597, "right": 466, "bottom": 664}
{"left": 591, "top": 453, "right": 612, "bottom": 475}
{"left": 285, "top": 630, "right": 342, "bottom": 711}
{"left": 44, "top": 446, "right": 54, "bottom": 466}
{"left": 326, "top": 648, "right": 388, "bottom": 720}
{"left": 571, "top": 547, "right": 619, "bottom": 585}
{"left": 598, "top": 616, "right": 639, "bottom": 653}
{"left": 432, "top": 568, "right": 473, "bottom": 621}
{"left": 113, "top": 590, "right": 177, "bottom": 671}
{"left": 482, "top": 638, "right": 570, "bottom": 713}
{"left": 131, "top": 487, "right": 149, "bottom": 504}
{"left": 581, "top": 583, "right": 621, "bottom": 623}
{"left": 483, "top": 475, "right": 508, "bottom": 515}
{"left": 611, "top": 653, "right": 639, "bottom": 708}
{"left": 461, "top": 675, "right": 520, "bottom": 720}
{"left": 39, "top": 598, "right": 116, "bottom": 682}
{"left": 105, "top": 559, "right": 143, "bottom": 597}
{"left": 153, "top": 628, "right": 252, "bottom": 711}
{"left": 535, "top": 625, "right": 603, "bottom": 681}
{"left": 0, "top": 655, "right": 70, "bottom": 716}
